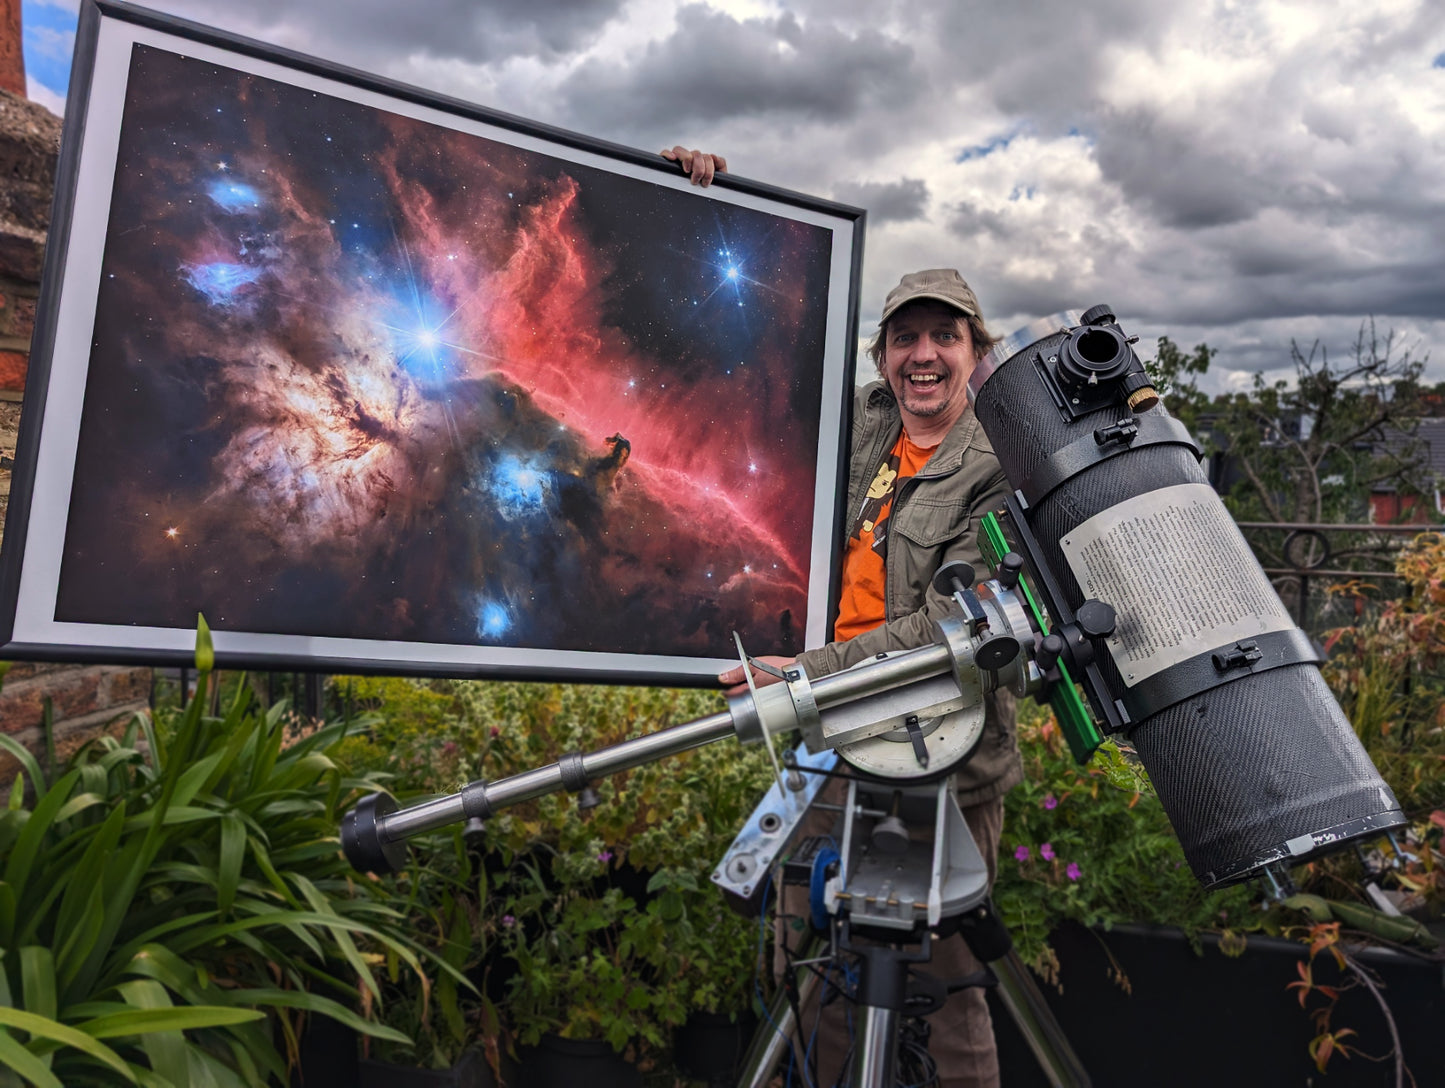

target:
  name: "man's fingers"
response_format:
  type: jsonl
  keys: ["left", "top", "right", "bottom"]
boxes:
{"left": 662, "top": 145, "right": 692, "bottom": 174}
{"left": 662, "top": 147, "right": 727, "bottom": 187}
{"left": 686, "top": 148, "right": 711, "bottom": 185}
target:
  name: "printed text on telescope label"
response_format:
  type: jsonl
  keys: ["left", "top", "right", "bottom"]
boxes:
{"left": 1059, "top": 482, "right": 1293, "bottom": 686}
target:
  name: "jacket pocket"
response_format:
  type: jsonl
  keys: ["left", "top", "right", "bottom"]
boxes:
{"left": 891, "top": 495, "right": 968, "bottom": 549}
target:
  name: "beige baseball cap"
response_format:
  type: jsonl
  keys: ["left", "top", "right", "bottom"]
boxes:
{"left": 878, "top": 268, "right": 981, "bottom": 325}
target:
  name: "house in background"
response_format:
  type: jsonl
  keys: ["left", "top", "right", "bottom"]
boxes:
{"left": 1369, "top": 417, "right": 1445, "bottom": 524}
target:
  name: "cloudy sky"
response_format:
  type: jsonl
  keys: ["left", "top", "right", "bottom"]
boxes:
{"left": 21, "top": 0, "right": 1445, "bottom": 392}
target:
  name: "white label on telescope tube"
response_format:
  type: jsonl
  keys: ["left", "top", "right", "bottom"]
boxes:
{"left": 1058, "top": 482, "right": 1294, "bottom": 686}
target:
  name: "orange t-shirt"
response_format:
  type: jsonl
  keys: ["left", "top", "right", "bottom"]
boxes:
{"left": 833, "top": 431, "right": 936, "bottom": 642}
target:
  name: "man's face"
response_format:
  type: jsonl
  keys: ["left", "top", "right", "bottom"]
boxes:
{"left": 880, "top": 301, "right": 977, "bottom": 430}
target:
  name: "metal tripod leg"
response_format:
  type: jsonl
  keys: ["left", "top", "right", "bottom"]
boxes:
{"left": 735, "top": 938, "right": 824, "bottom": 1088}
{"left": 850, "top": 1005, "right": 900, "bottom": 1088}
{"left": 989, "top": 946, "right": 1092, "bottom": 1088}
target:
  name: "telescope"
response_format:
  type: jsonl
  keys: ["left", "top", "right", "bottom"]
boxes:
{"left": 341, "top": 307, "right": 1404, "bottom": 1087}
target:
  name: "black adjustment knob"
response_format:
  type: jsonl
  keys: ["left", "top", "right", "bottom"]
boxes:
{"left": 976, "top": 634, "right": 1021, "bottom": 672}
{"left": 1075, "top": 600, "right": 1117, "bottom": 640}
{"left": 997, "top": 552, "right": 1025, "bottom": 591}
{"left": 341, "top": 792, "right": 408, "bottom": 875}
{"left": 1080, "top": 304, "right": 1116, "bottom": 326}
{"left": 931, "top": 560, "right": 975, "bottom": 597}
{"left": 1037, "top": 633, "right": 1065, "bottom": 674}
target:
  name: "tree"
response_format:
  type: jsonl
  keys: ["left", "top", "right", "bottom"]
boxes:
{"left": 1208, "top": 320, "right": 1436, "bottom": 623}
{"left": 1214, "top": 320, "right": 1432, "bottom": 526}
{"left": 1146, "top": 336, "right": 1214, "bottom": 430}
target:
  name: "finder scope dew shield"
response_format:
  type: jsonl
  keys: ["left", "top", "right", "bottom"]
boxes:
{"left": 969, "top": 307, "right": 1406, "bottom": 888}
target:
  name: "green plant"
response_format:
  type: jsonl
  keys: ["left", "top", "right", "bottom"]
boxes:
{"left": 1323, "top": 531, "right": 1445, "bottom": 815}
{"left": 0, "top": 623, "right": 455, "bottom": 1086}
{"left": 339, "top": 677, "right": 777, "bottom": 1056}
{"left": 995, "top": 700, "right": 1259, "bottom": 981}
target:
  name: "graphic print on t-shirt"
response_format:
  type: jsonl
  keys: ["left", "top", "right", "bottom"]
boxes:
{"left": 851, "top": 451, "right": 903, "bottom": 557}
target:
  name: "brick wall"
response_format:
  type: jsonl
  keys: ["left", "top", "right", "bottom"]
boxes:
{"left": 0, "top": 82, "right": 153, "bottom": 768}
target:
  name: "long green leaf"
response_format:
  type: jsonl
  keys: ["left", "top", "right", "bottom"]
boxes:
{"left": 245, "top": 834, "right": 301, "bottom": 907}
{"left": 0, "top": 883, "right": 13, "bottom": 954}
{"left": 122, "top": 949, "right": 284, "bottom": 1085}
{"left": 160, "top": 909, "right": 382, "bottom": 956}
{"left": 80, "top": 1006, "right": 263, "bottom": 1039}
{"left": 169, "top": 755, "right": 225, "bottom": 811}
{"left": 216, "top": 813, "right": 244, "bottom": 917}
{"left": 247, "top": 714, "right": 287, "bottom": 797}
{"left": 197, "top": 708, "right": 256, "bottom": 799}
{"left": 225, "top": 988, "right": 412, "bottom": 1043}
{"left": 0, "top": 1009, "right": 135, "bottom": 1082}
{"left": 0, "top": 736, "right": 45, "bottom": 800}
{"left": 0, "top": 1029, "right": 63, "bottom": 1088}
{"left": 1, "top": 770, "right": 79, "bottom": 948}
{"left": 115, "top": 980, "right": 188, "bottom": 1088}
{"left": 54, "top": 882, "right": 105, "bottom": 994}
{"left": 130, "top": 1067, "right": 179, "bottom": 1088}
{"left": 291, "top": 873, "right": 379, "bottom": 998}
{"left": 122, "top": 946, "right": 206, "bottom": 1002}
{"left": 67, "top": 688, "right": 208, "bottom": 1002}
{"left": 54, "top": 804, "right": 126, "bottom": 974}
{"left": 20, "top": 947, "right": 56, "bottom": 1021}
{"left": 53, "top": 791, "right": 106, "bottom": 824}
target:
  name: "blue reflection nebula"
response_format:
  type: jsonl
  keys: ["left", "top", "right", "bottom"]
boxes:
{"left": 207, "top": 179, "right": 262, "bottom": 213}
{"left": 477, "top": 600, "right": 511, "bottom": 640}
{"left": 182, "top": 261, "right": 262, "bottom": 305}
{"left": 487, "top": 454, "right": 553, "bottom": 521}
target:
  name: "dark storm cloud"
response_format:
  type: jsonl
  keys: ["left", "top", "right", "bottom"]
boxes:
{"left": 931, "top": 0, "right": 1175, "bottom": 119}
{"left": 155, "top": 0, "right": 627, "bottom": 63}
{"left": 830, "top": 178, "right": 929, "bottom": 223}
{"left": 557, "top": 4, "right": 918, "bottom": 129}
{"left": 1090, "top": 111, "right": 1267, "bottom": 229}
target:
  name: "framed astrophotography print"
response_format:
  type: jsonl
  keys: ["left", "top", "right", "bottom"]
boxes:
{"left": 0, "top": 0, "right": 864, "bottom": 683}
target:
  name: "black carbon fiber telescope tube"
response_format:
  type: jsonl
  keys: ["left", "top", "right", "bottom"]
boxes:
{"left": 970, "top": 312, "right": 1405, "bottom": 887}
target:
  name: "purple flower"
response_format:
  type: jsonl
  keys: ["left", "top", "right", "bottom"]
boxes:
{"left": 597, "top": 850, "right": 614, "bottom": 864}
{"left": 1066, "top": 862, "right": 1082, "bottom": 882}
{"left": 1042, "top": 794, "right": 1058, "bottom": 810}
{"left": 1013, "top": 845, "right": 1031, "bottom": 862}
{"left": 1040, "top": 842, "right": 1056, "bottom": 861}
{"left": 489, "top": 726, "right": 500, "bottom": 738}
{"left": 501, "top": 914, "right": 516, "bottom": 928}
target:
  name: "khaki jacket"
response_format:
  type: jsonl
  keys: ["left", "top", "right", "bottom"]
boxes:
{"left": 797, "top": 381, "right": 1024, "bottom": 804}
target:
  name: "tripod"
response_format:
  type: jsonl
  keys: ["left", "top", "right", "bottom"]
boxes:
{"left": 718, "top": 754, "right": 1090, "bottom": 1088}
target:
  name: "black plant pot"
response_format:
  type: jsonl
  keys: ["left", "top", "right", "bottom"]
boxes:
{"left": 290, "top": 1015, "right": 359, "bottom": 1088}
{"left": 511, "top": 1034, "right": 640, "bottom": 1088}
{"left": 672, "top": 1010, "right": 759, "bottom": 1088}
{"left": 988, "top": 922, "right": 1444, "bottom": 1088}
{"left": 357, "top": 1047, "right": 494, "bottom": 1088}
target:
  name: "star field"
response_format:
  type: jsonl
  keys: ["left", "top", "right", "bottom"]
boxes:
{"left": 54, "top": 44, "right": 833, "bottom": 661}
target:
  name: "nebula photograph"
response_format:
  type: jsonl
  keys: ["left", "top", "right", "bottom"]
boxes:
{"left": 44, "top": 42, "right": 845, "bottom": 669}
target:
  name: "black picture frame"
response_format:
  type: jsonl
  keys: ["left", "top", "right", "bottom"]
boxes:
{"left": 0, "top": 0, "right": 864, "bottom": 684}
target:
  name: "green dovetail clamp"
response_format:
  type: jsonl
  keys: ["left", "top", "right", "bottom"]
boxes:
{"left": 979, "top": 510, "right": 1103, "bottom": 764}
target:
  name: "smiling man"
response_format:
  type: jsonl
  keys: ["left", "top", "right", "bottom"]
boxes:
{"left": 720, "top": 268, "right": 1021, "bottom": 1088}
